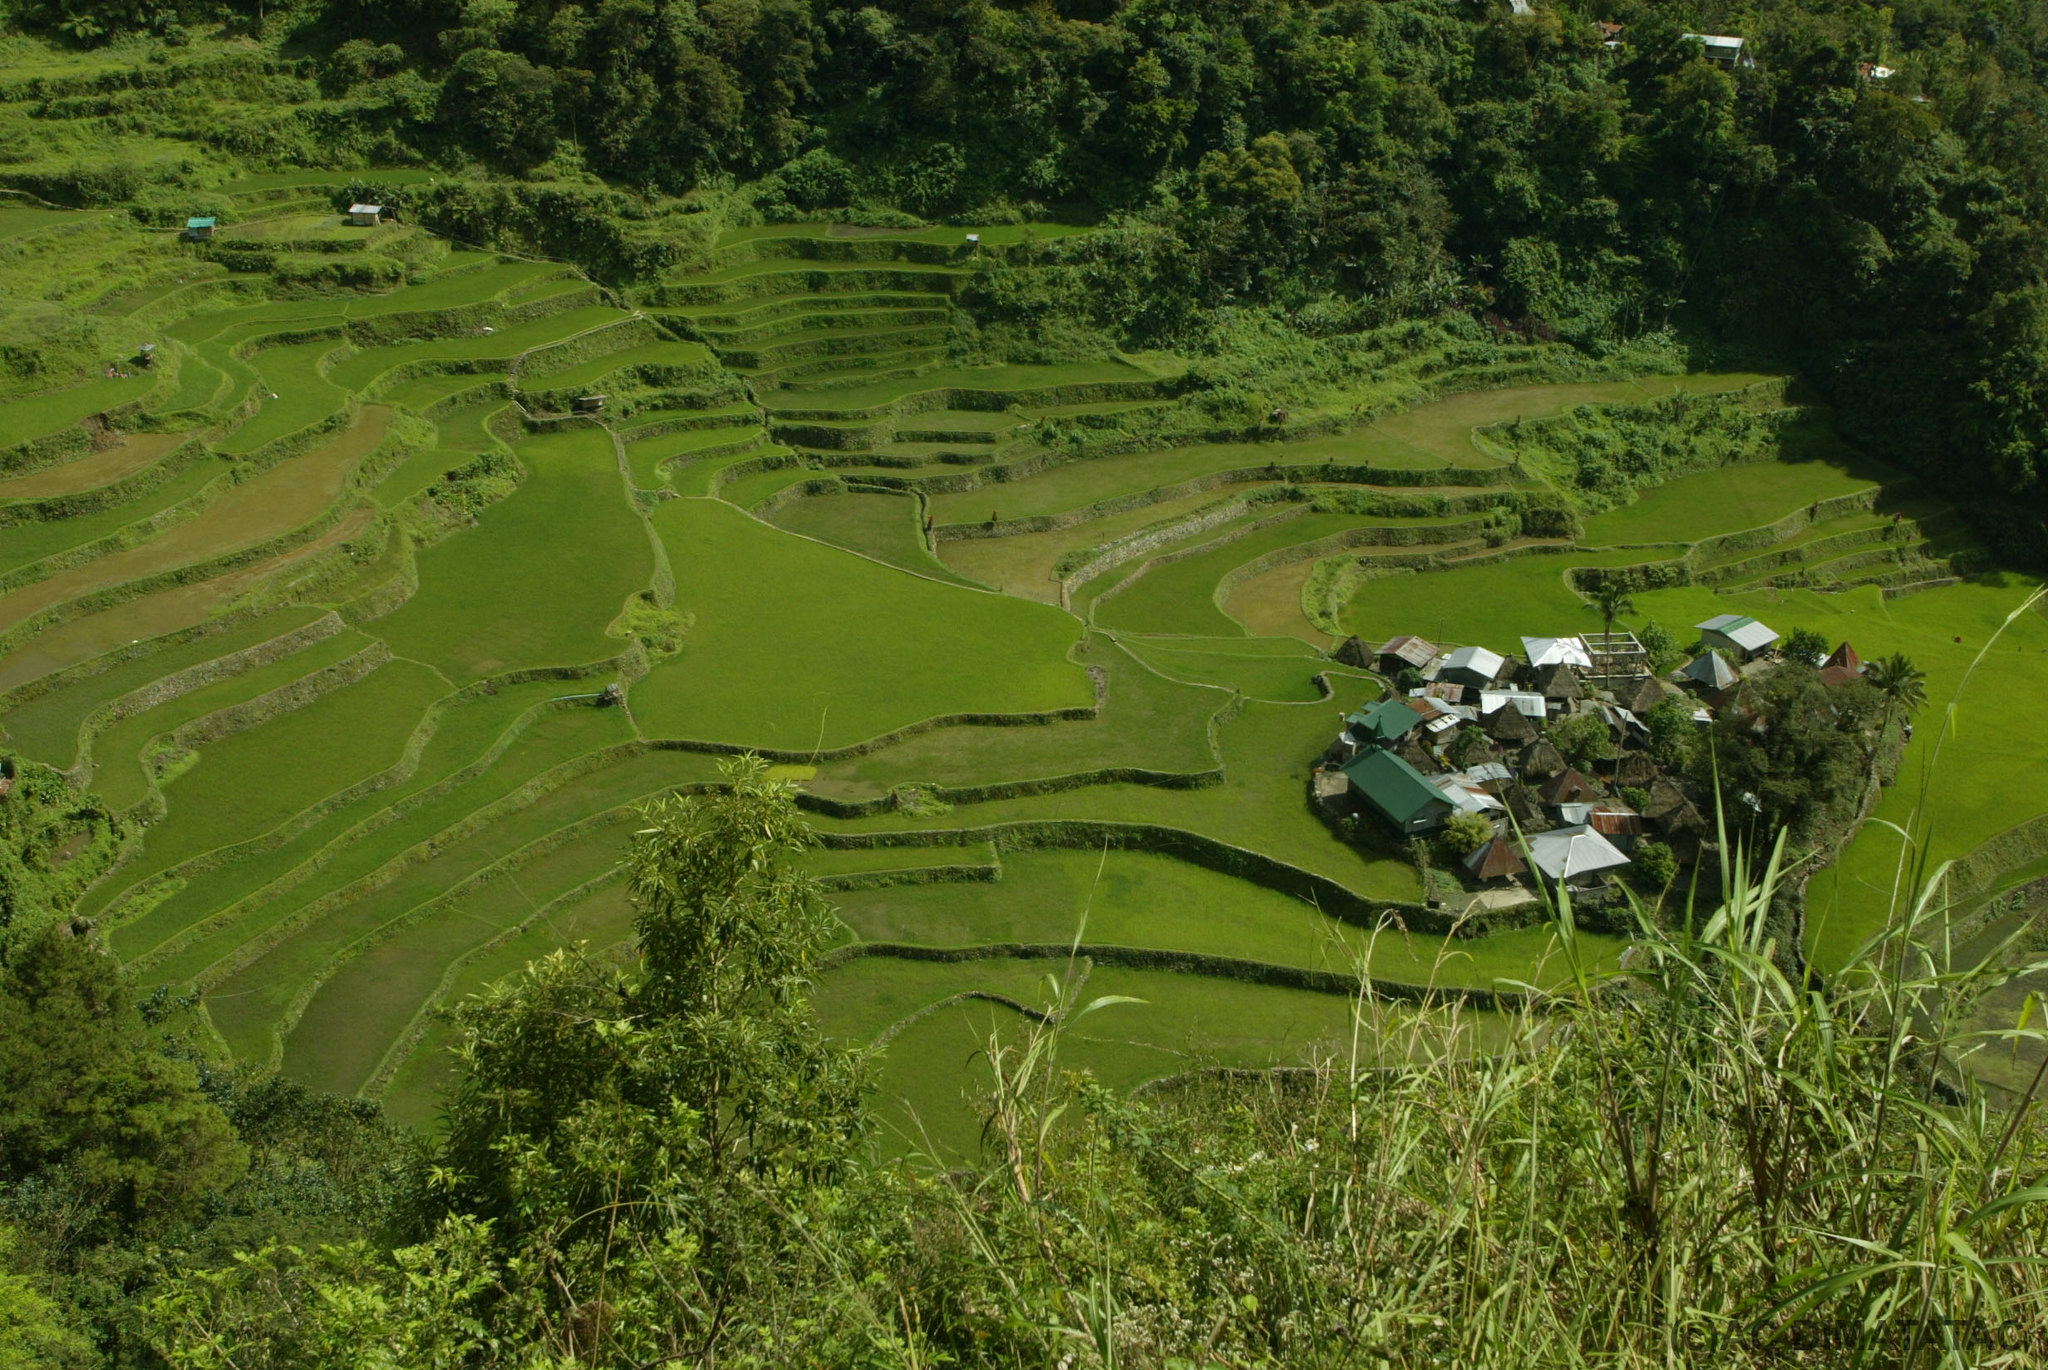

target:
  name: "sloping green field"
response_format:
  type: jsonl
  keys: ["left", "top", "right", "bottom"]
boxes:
{"left": 2, "top": 205, "right": 2036, "bottom": 1155}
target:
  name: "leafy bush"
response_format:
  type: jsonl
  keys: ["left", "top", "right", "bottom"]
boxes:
{"left": 437, "top": 50, "right": 557, "bottom": 174}
{"left": 1630, "top": 838, "right": 1678, "bottom": 890}
{"left": 1784, "top": 626, "right": 1830, "bottom": 664}
{"left": 1439, "top": 810, "right": 1494, "bottom": 858}
{"left": 1546, "top": 711, "right": 1614, "bottom": 769}
{"left": 1638, "top": 618, "right": 1684, "bottom": 674}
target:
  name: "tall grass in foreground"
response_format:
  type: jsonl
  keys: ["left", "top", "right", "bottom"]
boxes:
{"left": 926, "top": 819, "right": 2048, "bottom": 1368}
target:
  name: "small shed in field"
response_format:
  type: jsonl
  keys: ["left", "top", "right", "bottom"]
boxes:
{"left": 1684, "top": 33, "right": 1754, "bottom": 67}
{"left": 1697, "top": 614, "right": 1779, "bottom": 662}
{"left": 1376, "top": 634, "right": 1438, "bottom": 677}
{"left": 346, "top": 203, "right": 386, "bottom": 227}
{"left": 1333, "top": 636, "right": 1373, "bottom": 669}
{"left": 185, "top": 216, "right": 217, "bottom": 240}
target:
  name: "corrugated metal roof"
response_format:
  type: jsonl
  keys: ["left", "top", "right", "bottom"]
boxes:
{"left": 1378, "top": 635, "right": 1438, "bottom": 668}
{"left": 1523, "top": 636, "right": 1593, "bottom": 669}
{"left": 1682, "top": 651, "right": 1739, "bottom": 690}
{"left": 1341, "top": 748, "right": 1453, "bottom": 827}
{"left": 1443, "top": 645, "right": 1506, "bottom": 679}
{"left": 1588, "top": 806, "right": 1646, "bottom": 837}
{"left": 1466, "top": 836, "right": 1527, "bottom": 880}
{"left": 1696, "top": 614, "right": 1778, "bottom": 652}
{"left": 1527, "top": 825, "right": 1632, "bottom": 880}
{"left": 1344, "top": 699, "right": 1424, "bottom": 742}
{"left": 1479, "top": 690, "right": 1548, "bottom": 719}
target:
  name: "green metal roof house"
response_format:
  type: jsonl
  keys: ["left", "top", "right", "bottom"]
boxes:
{"left": 1341, "top": 747, "right": 1453, "bottom": 834}
{"left": 184, "top": 216, "right": 216, "bottom": 240}
{"left": 1344, "top": 698, "right": 1424, "bottom": 745}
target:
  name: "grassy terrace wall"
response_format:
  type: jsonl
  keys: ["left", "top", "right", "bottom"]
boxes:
{"left": 824, "top": 941, "right": 1527, "bottom": 1009}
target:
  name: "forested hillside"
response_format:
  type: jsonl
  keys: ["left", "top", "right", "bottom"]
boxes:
{"left": 12, "top": 0, "right": 2048, "bottom": 550}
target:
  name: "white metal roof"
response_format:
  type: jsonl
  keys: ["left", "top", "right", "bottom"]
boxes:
{"left": 1527, "top": 825, "right": 1632, "bottom": 880}
{"left": 348, "top": 203, "right": 384, "bottom": 215}
{"left": 1697, "top": 614, "right": 1778, "bottom": 652}
{"left": 1480, "top": 690, "right": 1549, "bottom": 719}
{"left": 1443, "top": 645, "right": 1506, "bottom": 678}
{"left": 1728, "top": 621, "right": 1778, "bottom": 651}
{"left": 1434, "top": 778, "right": 1505, "bottom": 814}
{"left": 1522, "top": 636, "right": 1593, "bottom": 669}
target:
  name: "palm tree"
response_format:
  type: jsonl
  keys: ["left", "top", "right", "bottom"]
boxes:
{"left": 1585, "top": 580, "right": 1637, "bottom": 684}
{"left": 1866, "top": 652, "right": 1927, "bottom": 728}
{"left": 1863, "top": 652, "right": 1927, "bottom": 791}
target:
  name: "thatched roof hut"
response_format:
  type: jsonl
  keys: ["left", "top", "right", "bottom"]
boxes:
{"left": 1644, "top": 779, "right": 1709, "bottom": 863}
{"left": 1641, "top": 775, "right": 1693, "bottom": 822}
{"left": 1504, "top": 784, "right": 1549, "bottom": 831}
{"left": 1613, "top": 750, "right": 1659, "bottom": 787}
{"left": 1483, "top": 703, "right": 1539, "bottom": 743}
{"left": 1535, "top": 663, "right": 1583, "bottom": 703}
{"left": 1624, "top": 675, "right": 1671, "bottom": 715}
{"left": 1518, "top": 738, "right": 1568, "bottom": 781}
{"left": 1333, "top": 636, "right": 1373, "bottom": 669}
{"left": 1395, "top": 735, "right": 1442, "bottom": 775}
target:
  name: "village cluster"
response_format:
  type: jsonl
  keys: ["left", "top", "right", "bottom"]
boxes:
{"left": 1313, "top": 614, "right": 1869, "bottom": 899}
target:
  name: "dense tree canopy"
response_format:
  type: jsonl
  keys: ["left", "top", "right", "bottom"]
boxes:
{"left": 14, "top": 0, "right": 2048, "bottom": 542}
{"left": 0, "top": 925, "right": 246, "bottom": 1231}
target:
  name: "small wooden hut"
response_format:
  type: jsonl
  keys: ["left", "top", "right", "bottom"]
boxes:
{"left": 1394, "top": 735, "right": 1442, "bottom": 776}
{"left": 1534, "top": 663, "right": 1583, "bottom": 706}
{"left": 1483, "top": 703, "right": 1539, "bottom": 744}
{"left": 1539, "top": 767, "right": 1602, "bottom": 806}
{"left": 1518, "top": 738, "right": 1568, "bottom": 782}
{"left": 1465, "top": 835, "right": 1528, "bottom": 884}
{"left": 1623, "top": 675, "right": 1670, "bottom": 716}
{"left": 1333, "top": 636, "right": 1373, "bottom": 669}
{"left": 1612, "top": 750, "right": 1659, "bottom": 787}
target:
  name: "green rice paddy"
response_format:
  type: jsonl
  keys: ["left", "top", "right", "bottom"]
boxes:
{"left": 4, "top": 206, "right": 2036, "bottom": 1154}
{"left": 1581, "top": 456, "right": 1888, "bottom": 545}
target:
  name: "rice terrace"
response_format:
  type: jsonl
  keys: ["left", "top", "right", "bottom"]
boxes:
{"left": 6, "top": 172, "right": 2043, "bottom": 1157}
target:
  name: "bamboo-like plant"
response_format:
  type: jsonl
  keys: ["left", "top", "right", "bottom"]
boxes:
{"left": 930, "top": 794, "right": 2048, "bottom": 1367}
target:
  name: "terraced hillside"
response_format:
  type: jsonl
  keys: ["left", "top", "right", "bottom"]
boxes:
{"left": 4, "top": 199, "right": 2042, "bottom": 1154}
